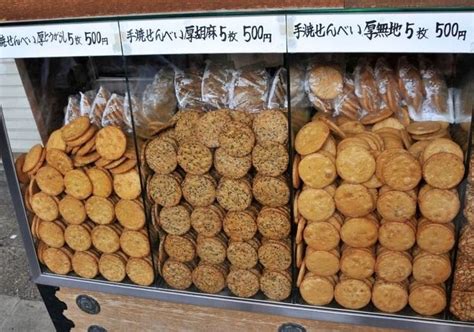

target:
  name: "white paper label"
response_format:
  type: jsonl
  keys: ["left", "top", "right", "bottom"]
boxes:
{"left": 120, "top": 15, "right": 286, "bottom": 55}
{"left": 288, "top": 12, "right": 474, "bottom": 53}
{"left": 0, "top": 22, "right": 121, "bottom": 58}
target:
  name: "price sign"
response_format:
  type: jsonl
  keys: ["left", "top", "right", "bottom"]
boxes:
{"left": 120, "top": 15, "right": 286, "bottom": 55}
{"left": 0, "top": 21, "right": 121, "bottom": 58}
{"left": 288, "top": 12, "right": 474, "bottom": 53}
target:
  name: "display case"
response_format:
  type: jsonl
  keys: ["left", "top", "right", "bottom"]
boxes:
{"left": 0, "top": 8, "right": 473, "bottom": 331}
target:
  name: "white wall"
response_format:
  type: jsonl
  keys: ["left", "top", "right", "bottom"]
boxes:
{"left": 0, "top": 59, "right": 42, "bottom": 153}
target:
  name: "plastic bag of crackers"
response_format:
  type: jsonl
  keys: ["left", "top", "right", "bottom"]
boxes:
{"left": 16, "top": 115, "right": 155, "bottom": 287}
{"left": 144, "top": 105, "right": 292, "bottom": 301}
{"left": 292, "top": 82, "right": 465, "bottom": 316}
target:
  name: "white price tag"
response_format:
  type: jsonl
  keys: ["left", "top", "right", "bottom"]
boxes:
{"left": 0, "top": 21, "right": 121, "bottom": 58}
{"left": 288, "top": 12, "right": 474, "bottom": 53}
{"left": 120, "top": 15, "right": 286, "bottom": 55}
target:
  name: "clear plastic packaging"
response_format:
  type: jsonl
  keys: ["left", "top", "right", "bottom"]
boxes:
{"left": 101, "top": 93, "right": 131, "bottom": 131}
{"left": 130, "top": 68, "right": 177, "bottom": 138}
{"left": 267, "top": 67, "right": 287, "bottom": 109}
{"left": 79, "top": 90, "right": 95, "bottom": 116}
{"left": 375, "top": 57, "right": 401, "bottom": 115}
{"left": 175, "top": 66, "right": 204, "bottom": 110}
{"left": 333, "top": 75, "right": 362, "bottom": 120}
{"left": 290, "top": 64, "right": 310, "bottom": 109}
{"left": 419, "top": 56, "right": 452, "bottom": 122}
{"left": 201, "top": 59, "right": 233, "bottom": 109}
{"left": 90, "top": 86, "right": 111, "bottom": 127}
{"left": 63, "top": 95, "right": 80, "bottom": 124}
{"left": 229, "top": 65, "right": 269, "bottom": 113}
{"left": 354, "top": 58, "right": 380, "bottom": 115}
{"left": 397, "top": 56, "right": 425, "bottom": 118}
{"left": 305, "top": 62, "right": 344, "bottom": 115}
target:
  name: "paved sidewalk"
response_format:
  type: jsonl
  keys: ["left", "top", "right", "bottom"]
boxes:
{"left": 0, "top": 163, "right": 55, "bottom": 331}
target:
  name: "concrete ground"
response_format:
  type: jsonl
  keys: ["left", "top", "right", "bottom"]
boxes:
{"left": 0, "top": 162, "right": 55, "bottom": 331}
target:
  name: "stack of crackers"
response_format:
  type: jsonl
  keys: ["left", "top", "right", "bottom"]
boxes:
{"left": 450, "top": 156, "right": 474, "bottom": 321}
{"left": 17, "top": 116, "right": 154, "bottom": 286}
{"left": 294, "top": 113, "right": 465, "bottom": 316}
{"left": 146, "top": 108, "right": 292, "bottom": 300}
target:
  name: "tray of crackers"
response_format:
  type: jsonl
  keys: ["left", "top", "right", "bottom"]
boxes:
{"left": 293, "top": 54, "right": 473, "bottom": 323}
{"left": 145, "top": 108, "right": 293, "bottom": 301}
{"left": 16, "top": 116, "right": 154, "bottom": 286}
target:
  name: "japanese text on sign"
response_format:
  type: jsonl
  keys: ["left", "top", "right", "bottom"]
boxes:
{"left": 0, "top": 22, "right": 121, "bottom": 58}
{"left": 120, "top": 16, "right": 285, "bottom": 55}
{"left": 288, "top": 13, "right": 474, "bottom": 53}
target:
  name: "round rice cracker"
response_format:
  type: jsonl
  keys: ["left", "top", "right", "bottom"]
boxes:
{"left": 227, "top": 268, "right": 260, "bottom": 298}
{"left": 148, "top": 173, "right": 182, "bottom": 207}
{"left": 85, "top": 196, "right": 115, "bottom": 225}
{"left": 252, "top": 141, "right": 289, "bottom": 177}
{"left": 297, "top": 188, "right": 335, "bottom": 222}
{"left": 300, "top": 274, "right": 335, "bottom": 306}
{"left": 35, "top": 166, "right": 64, "bottom": 196}
{"left": 334, "top": 184, "right": 375, "bottom": 218}
{"left": 382, "top": 153, "right": 421, "bottom": 191}
{"left": 66, "top": 125, "right": 97, "bottom": 148}
{"left": 417, "top": 222, "right": 455, "bottom": 254}
{"left": 252, "top": 175, "right": 289, "bottom": 208}
{"left": 43, "top": 247, "right": 73, "bottom": 275}
{"left": 182, "top": 173, "right": 216, "bottom": 207}
{"left": 298, "top": 153, "right": 336, "bottom": 189}
{"left": 64, "top": 224, "right": 92, "bottom": 251}
{"left": 61, "top": 116, "right": 90, "bottom": 141}
{"left": 252, "top": 110, "right": 288, "bottom": 145}
{"left": 174, "top": 110, "right": 202, "bottom": 143}
{"left": 99, "top": 252, "right": 127, "bottom": 282}
{"left": 91, "top": 225, "right": 121, "bottom": 254}
{"left": 260, "top": 269, "right": 291, "bottom": 301}
{"left": 196, "top": 109, "right": 232, "bottom": 148}
{"left": 64, "top": 169, "right": 92, "bottom": 200}
{"left": 305, "top": 249, "right": 340, "bottom": 276}
{"left": 96, "top": 126, "right": 127, "bottom": 161}
{"left": 372, "top": 281, "right": 408, "bottom": 313}
{"left": 407, "top": 121, "right": 441, "bottom": 135}
{"left": 160, "top": 204, "right": 192, "bottom": 235}
{"left": 115, "top": 199, "right": 145, "bottom": 230}
{"left": 72, "top": 251, "right": 99, "bottom": 279}
{"left": 46, "top": 149, "right": 73, "bottom": 175}
{"left": 340, "top": 217, "right": 378, "bottom": 248}
{"left": 23, "top": 144, "right": 44, "bottom": 173}
{"left": 340, "top": 248, "right": 375, "bottom": 279}
{"left": 378, "top": 220, "right": 416, "bottom": 251}
{"left": 372, "top": 117, "right": 405, "bottom": 131}
{"left": 335, "top": 278, "right": 372, "bottom": 310}
{"left": 177, "top": 142, "right": 213, "bottom": 175}
{"left": 308, "top": 65, "right": 343, "bottom": 100}
{"left": 214, "top": 148, "right": 251, "bottom": 179}
{"left": 336, "top": 146, "right": 375, "bottom": 184}
{"left": 145, "top": 137, "right": 177, "bottom": 175}
{"left": 59, "top": 195, "right": 86, "bottom": 225}
{"left": 86, "top": 168, "right": 113, "bottom": 198}
{"left": 295, "top": 121, "right": 330, "bottom": 155}
{"left": 31, "top": 192, "right": 59, "bottom": 222}
{"left": 162, "top": 259, "right": 193, "bottom": 290}
{"left": 304, "top": 220, "right": 340, "bottom": 251}
{"left": 377, "top": 190, "right": 416, "bottom": 222}
{"left": 38, "top": 220, "right": 65, "bottom": 248}
{"left": 409, "top": 284, "right": 446, "bottom": 316}
{"left": 113, "top": 169, "right": 141, "bottom": 200}
{"left": 219, "top": 121, "right": 255, "bottom": 157}
{"left": 46, "top": 129, "right": 67, "bottom": 152}
{"left": 422, "top": 138, "right": 464, "bottom": 163}
{"left": 217, "top": 178, "right": 252, "bottom": 211}
{"left": 120, "top": 230, "right": 150, "bottom": 258}
{"left": 126, "top": 257, "right": 154, "bottom": 286}
{"left": 423, "top": 152, "right": 464, "bottom": 189}
{"left": 419, "top": 188, "right": 460, "bottom": 223}
{"left": 192, "top": 263, "right": 226, "bottom": 294}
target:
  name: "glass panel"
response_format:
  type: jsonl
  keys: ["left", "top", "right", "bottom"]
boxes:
{"left": 125, "top": 53, "right": 294, "bottom": 301}
{"left": 3, "top": 55, "right": 156, "bottom": 287}
{"left": 288, "top": 52, "right": 473, "bottom": 321}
